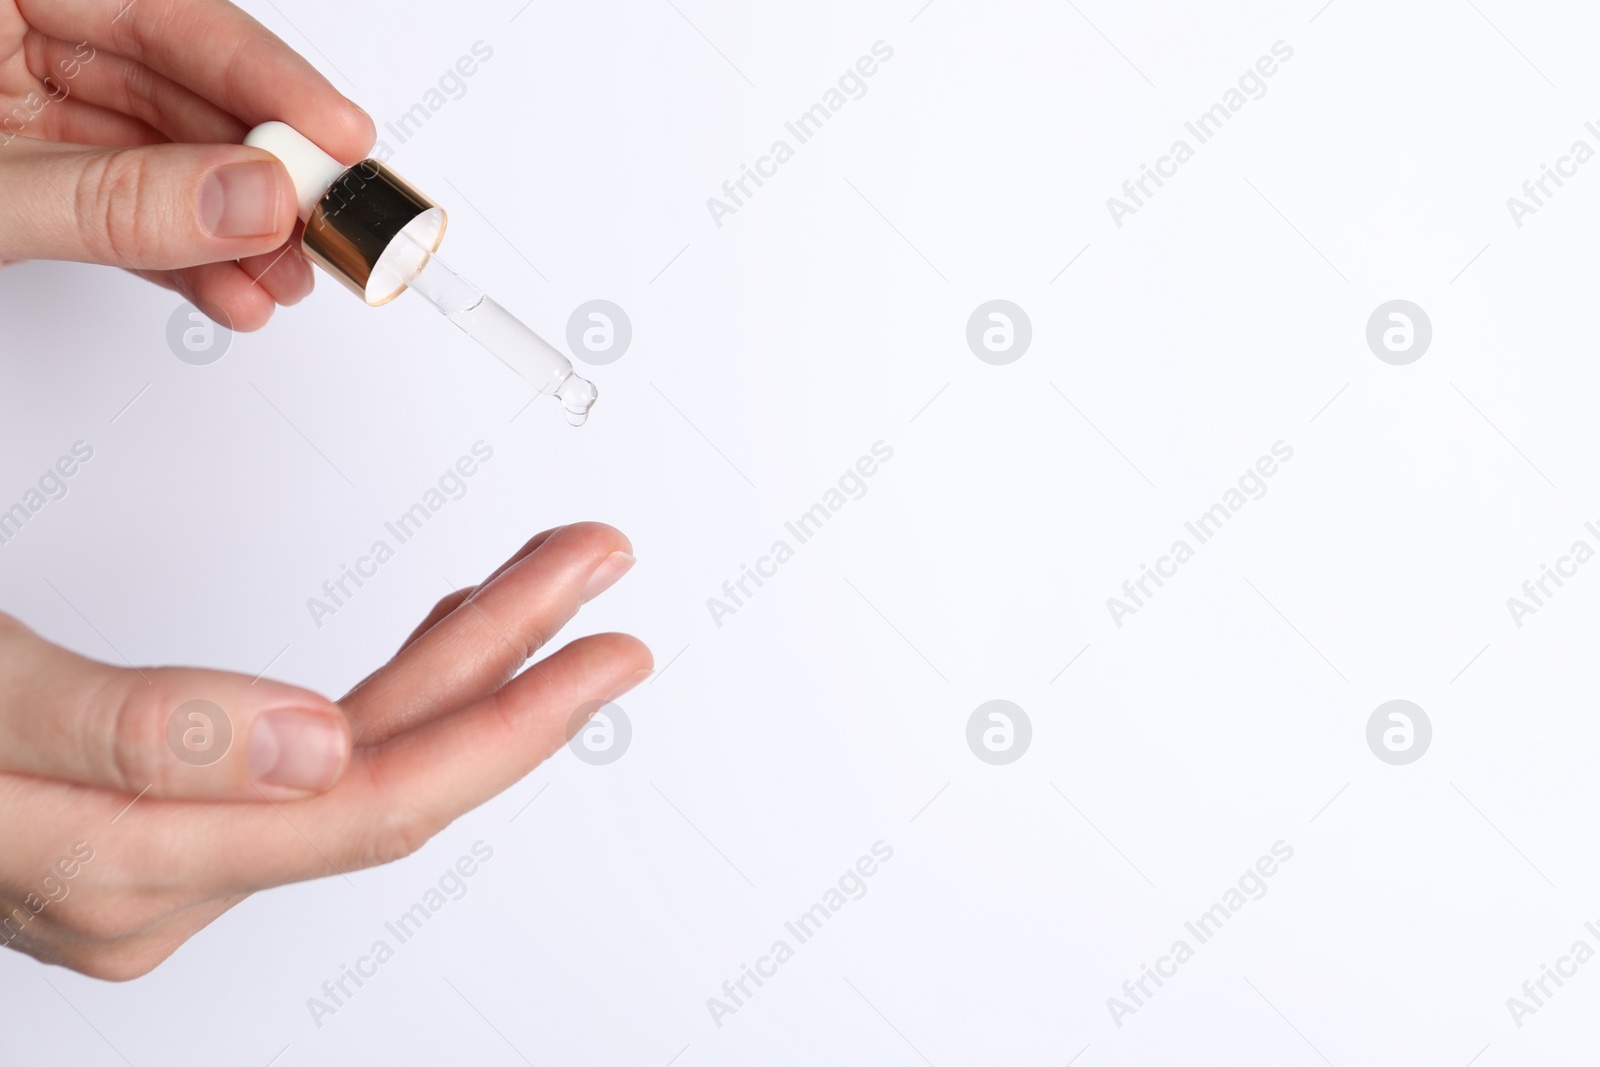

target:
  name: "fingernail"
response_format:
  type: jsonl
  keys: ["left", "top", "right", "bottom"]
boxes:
{"left": 580, "top": 551, "right": 635, "bottom": 604}
{"left": 250, "top": 709, "right": 345, "bottom": 790}
{"left": 200, "top": 162, "right": 282, "bottom": 239}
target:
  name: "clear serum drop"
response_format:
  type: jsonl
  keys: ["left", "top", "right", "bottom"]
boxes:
{"left": 244, "top": 121, "right": 597, "bottom": 425}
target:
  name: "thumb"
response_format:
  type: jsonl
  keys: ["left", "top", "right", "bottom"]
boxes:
{"left": 0, "top": 615, "right": 351, "bottom": 800}
{"left": 0, "top": 138, "right": 298, "bottom": 270}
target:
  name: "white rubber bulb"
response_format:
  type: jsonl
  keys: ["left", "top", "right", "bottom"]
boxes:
{"left": 244, "top": 121, "right": 347, "bottom": 221}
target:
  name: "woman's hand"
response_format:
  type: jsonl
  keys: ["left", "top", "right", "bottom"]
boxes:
{"left": 0, "top": 523, "right": 649, "bottom": 979}
{"left": 0, "top": 0, "right": 376, "bottom": 328}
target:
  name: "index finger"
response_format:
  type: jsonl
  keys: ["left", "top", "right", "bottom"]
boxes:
{"left": 19, "top": 0, "right": 374, "bottom": 162}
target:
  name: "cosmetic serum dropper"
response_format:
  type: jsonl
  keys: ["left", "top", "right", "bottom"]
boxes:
{"left": 244, "top": 121, "right": 598, "bottom": 426}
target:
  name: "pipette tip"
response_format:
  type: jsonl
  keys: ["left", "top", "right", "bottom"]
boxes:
{"left": 556, "top": 373, "right": 599, "bottom": 427}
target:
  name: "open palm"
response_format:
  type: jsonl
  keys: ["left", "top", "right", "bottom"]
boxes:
{"left": 0, "top": 523, "right": 649, "bottom": 978}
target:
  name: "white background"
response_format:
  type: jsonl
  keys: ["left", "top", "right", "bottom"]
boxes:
{"left": 4, "top": 0, "right": 1600, "bottom": 1063}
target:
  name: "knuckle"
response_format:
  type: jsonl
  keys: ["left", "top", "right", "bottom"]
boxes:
{"left": 106, "top": 5, "right": 139, "bottom": 58}
{"left": 120, "top": 61, "right": 158, "bottom": 124}
{"left": 74, "top": 149, "right": 161, "bottom": 265}
{"left": 365, "top": 804, "right": 437, "bottom": 868}
{"left": 103, "top": 677, "right": 165, "bottom": 794}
